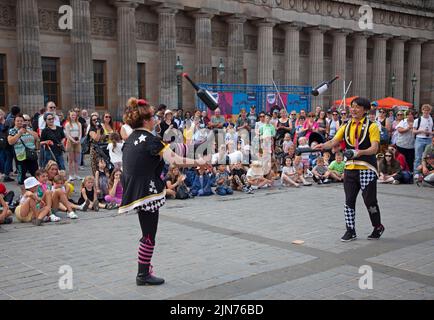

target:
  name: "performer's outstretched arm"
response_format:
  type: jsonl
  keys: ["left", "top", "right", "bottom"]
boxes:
{"left": 162, "top": 147, "right": 209, "bottom": 168}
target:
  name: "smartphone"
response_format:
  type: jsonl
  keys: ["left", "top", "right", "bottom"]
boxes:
{"left": 22, "top": 124, "right": 27, "bottom": 129}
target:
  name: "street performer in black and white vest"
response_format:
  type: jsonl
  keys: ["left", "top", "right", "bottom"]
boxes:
{"left": 314, "top": 97, "right": 385, "bottom": 242}
{"left": 119, "top": 98, "right": 209, "bottom": 286}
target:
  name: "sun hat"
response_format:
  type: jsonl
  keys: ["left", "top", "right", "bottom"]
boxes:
{"left": 24, "top": 177, "right": 40, "bottom": 190}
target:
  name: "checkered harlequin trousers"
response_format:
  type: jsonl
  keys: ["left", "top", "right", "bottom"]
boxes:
{"left": 343, "top": 169, "right": 382, "bottom": 231}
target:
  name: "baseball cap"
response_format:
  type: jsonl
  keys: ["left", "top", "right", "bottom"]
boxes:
{"left": 0, "top": 183, "right": 6, "bottom": 195}
{"left": 24, "top": 177, "right": 40, "bottom": 190}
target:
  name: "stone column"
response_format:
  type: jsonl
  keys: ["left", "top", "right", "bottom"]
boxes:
{"left": 371, "top": 34, "right": 391, "bottom": 100}
{"left": 390, "top": 36, "right": 409, "bottom": 100}
{"left": 406, "top": 39, "right": 424, "bottom": 108}
{"left": 352, "top": 32, "right": 370, "bottom": 98}
{"left": 226, "top": 15, "right": 246, "bottom": 84}
{"left": 193, "top": 10, "right": 215, "bottom": 84}
{"left": 331, "top": 29, "right": 350, "bottom": 103}
{"left": 16, "top": 0, "right": 44, "bottom": 114}
{"left": 282, "top": 22, "right": 305, "bottom": 86}
{"left": 255, "top": 19, "right": 278, "bottom": 85}
{"left": 307, "top": 26, "right": 328, "bottom": 108}
{"left": 114, "top": 0, "right": 138, "bottom": 118}
{"left": 421, "top": 41, "right": 434, "bottom": 105}
{"left": 70, "top": 0, "right": 95, "bottom": 111}
{"left": 156, "top": 5, "right": 178, "bottom": 108}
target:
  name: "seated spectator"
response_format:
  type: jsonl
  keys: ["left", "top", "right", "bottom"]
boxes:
{"left": 378, "top": 152, "right": 402, "bottom": 184}
{"left": 293, "top": 155, "right": 312, "bottom": 186}
{"left": 226, "top": 140, "right": 243, "bottom": 164}
{"left": 78, "top": 176, "right": 109, "bottom": 211}
{"left": 165, "top": 165, "right": 190, "bottom": 199}
{"left": 312, "top": 156, "right": 331, "bottom": 184}
{"left": 212, "top": 144, "right": 228, "bottom": 165}
{"left": 15, "top": 177, "right": 51, "bottom": 226}
{"left": 282, "top": 133, "right": 294, "bottom": 155}
{"left": 58, "top": 170, "right": 74, "bottom": 200}
{"left": 309, "top": 141, "right": 321, "bottom": 168}
{"left": 328, "top": 152, "right": 345, "bottom": 182}
{"left": 215, "top": 164, "right": 234, "bottom": 196}
{"left": 322, "top": 151, "right": 331, "bottom": 166}
{"left": 246, "top": 161, "right": 273, "bottom": 189}
{"left": 419, "top": 137, "right": 434, "bottom": 186}
{"left": 107, "top": 132, "right": 123, "bottom": 170}
{"left": 95, "top": 158, "right": 110, "bottom": 203}
{"left": 104, "top": 169, "right": 122, "bottom": 208}
{"left": 281, "top": 157, "right": 300, "bottom": 187}
{"left": 297, "top": 137, "right": 310, "bottom": 175}
{"left": 230, "top": 162, "right": 253, "bottom": 193}
{"left": 190, "top": 166, "right": 214, "bottom": 196}
{"left": 388, "top": 145, "right": 411, "bottom": 184}
{"left": 0, "top": 183, "right": 13, "bottom": 225}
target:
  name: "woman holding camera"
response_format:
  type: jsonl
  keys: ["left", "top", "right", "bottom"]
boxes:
{"left": 40, "top": 113, "right": 66, "bottom": 170}
{"left": 64, "top": 110, "right": 82, "bottom": 181}
{"left": 7, "top": 114, "right": 39, "bottom": 186}
{"left": 89, "top": 114, "right": 106, "bottom": 175}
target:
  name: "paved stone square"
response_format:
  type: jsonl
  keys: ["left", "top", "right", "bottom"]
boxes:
{"left": 0, "top": 174, "right": 433, "bottom": 300}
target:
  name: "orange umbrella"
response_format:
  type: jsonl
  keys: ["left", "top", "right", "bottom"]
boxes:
{"left": 333, "top": 96, "right": 358, "bottom": 107}
{"left": 375, "top": 97, "right": 413, "bottom": 109}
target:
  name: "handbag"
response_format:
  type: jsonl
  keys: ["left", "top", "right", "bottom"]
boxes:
{"left": 20, "top": 137, "right": 38, "bottom": 161}
{"left": 82, "top": 135, "right": 90, "bottom": 154}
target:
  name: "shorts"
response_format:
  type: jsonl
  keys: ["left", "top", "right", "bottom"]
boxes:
{"left": 15, "top": 205, "right": 32, "bottom": 223}
{"left": 66, "top": 139, "right": 81, "bottom": 153}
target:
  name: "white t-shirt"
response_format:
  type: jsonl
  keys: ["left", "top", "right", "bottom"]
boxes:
{"left": 396, "top": 119, "right": 415, "bottom": 149}
{"left": 246, "top": 168, "right": 263, "bottom": 180}
{"left": 413, "top": 116, "right": 433, "bottom": 139}
{"left": 38, "top": 114, "right": 60, "bottom": 131}
{"left": 107, "top": 141, "right": 124, "bottom": 164}
{"left": 121, "top": 124, "right": 133, "bottom": 138}
{"left": 227, "top": 151, "right": 243, "bottom": 164}
{"left": 281, "top": 166, "right": 296, "bottom": 177}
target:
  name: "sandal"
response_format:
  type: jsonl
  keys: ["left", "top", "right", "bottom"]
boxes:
{"left": 93, "top": 200, "right": 100, "bottom": 212}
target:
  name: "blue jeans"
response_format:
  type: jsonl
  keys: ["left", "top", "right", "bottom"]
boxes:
{"left": 3, "top": 147, "right": 13, "bottom": 176}
{"left": 216, "top": 185, "right": 234, "bottom": 196}
{"left": 0, "top": 149, "right": 6, "bottom": 174}
{"left": 42, "top": 148, "right": 65, "bottom": 170}
{"left": 414, "top": 137, "right": 431, "bottom": 174}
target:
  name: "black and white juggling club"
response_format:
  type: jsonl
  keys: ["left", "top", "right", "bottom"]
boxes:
{"left": 311, "top": 75, "right": 340, "bottom": 96}
{"left": 183, "top": 73, "right": 219, "bottom": 111}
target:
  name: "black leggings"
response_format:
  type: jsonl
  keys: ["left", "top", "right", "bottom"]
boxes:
{"left": 343, "top": 170, "right": 381, "bottom": 231}
{"left": 137, "top": 209, "right": 159, "bottom": 275}
{"left": 16, "top": 159, "right": 38, "bottom": 185}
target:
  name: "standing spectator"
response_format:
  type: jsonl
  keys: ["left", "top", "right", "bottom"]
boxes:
{"left": 313, "top": 110, "right": 328, "bottom": 140}
{"left": 160, "top": 110, "right": 178, "bottom": 142}
{"left": 88, "top": 115, "right": 105, "bottom": 175}
{"left": 2, "top": 105, "right": 20, "bottom": 182}
{"left": 208, "top": 108, "right": 225, "bottom": 130}
{"left": 201, "top": 110, "right": 210, "bottom": 128}
{"left": 64, "top": 110, "right": 82, "bottom": 181}
{"left": 247, "top": 106, "right": 257, "bottom": 132}
{"left": 396, "top": 110, "right": 415, "bottom": 171}
{"left": 377, "top": 108, "right": 392, "bottom": 154}
{"left": 328, "top": 110, "right": 341, "bottom": 140}
{"left": 38, "top": 101, "right": 60, "bottom": 132}
{"left": 102, "top": 113, "right": 115, "bottom": 143}
{"left": 390, "top": 111, "right": 403, "bottom": 145}
{"left": 270, "top": 110, "right": 279, "bottom": 128}
{"left": 340, "top": 109, "right": 349, "bottom": 125}
{"left": 276, "top": 109, "right": 292, "bottom": 143}
{"left": 7, "top": 114, "right": 39, "bottom": 187}
{"left": 413, "top": 104, "right": 433, "bottom": 179}
{"left": 40, "top": 113, "right": 66, "bottom": 170}
{"left": 0, "top": 110, "right": 7, "bottom": 181}
{"left": 79, "top": 109, "right": 90, "bottom": 169}
{"left": 236, "top": 108, "right": 250, "bottom": 131}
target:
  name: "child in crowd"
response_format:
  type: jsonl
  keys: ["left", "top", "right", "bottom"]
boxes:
{"left": 15, "top": 177, "right": 51, "bottom": 226}
{"left": 309, "top": 141, "right": 321, "bottom": 168}
{"left": 230, "top": 162, "right": 253, "bottom": 194}
{"left": 322, "top": 151, "right": 331, "bottom": 166}
{"left": 58, "top": 170, "right": 74, "bottom": 200}
{"left": 282, "top": 133, "right": 294, "bottom": 155}
{"left": 78, "top": 176, "right": 107, "bottom": 211}
{"left": 104, "top": 169, "right": 122, "bottom": 208}
{"left": 215, "top": 164, "right": 234, "bottom": 196}
{"left": 246, "top": 161, "right": 273, "bottom": 189}
{"left": 0, "top": 183, "right": 13, "bottom": 225}
{"left": 225, "top": 122, "right": 238, "bottom": 146}
{"left": 328, "top": 152, "right": 345, "bottom": 182}
{"left": 95, "top": 158, "right": 110, "bottom": 203}
{"left": 190, "top": 166, "right": 214, "bottom": 196}
{"left": 312, "top": 156, "right": 331, "bottom": 184}
{"left": 107, "top": 132, "right": 123, "bottom": 170}
{"left": 297, "top": 137, "right": 311, "bottom": 176}
{"left": 281, "top": 157, "right": 300, "bottom": 187}
{"left": 293, "top": 155, "right": 312, "bottom": 186}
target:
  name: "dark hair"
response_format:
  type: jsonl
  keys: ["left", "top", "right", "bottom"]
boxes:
{"left": 124, "top": 97, "right": 153, "bottom": 129}
{"left": 157, "top": 104, "right": 167, "bottom": 112}
{"left": 109, "top": 169, "right": 122, "bottom": 190}
{"left": 352, "top": 97, "right": 371, "bottom": 110}
{"left": 110, "top": 132, "right": 121, "bottom": 149}
{"left": 13, "top": 113, "right": 24, "bottom": 126}
{"left": 35, "top": 169, "right": 47, "bottom": 178}
{"left": 11, "top": 105, "right": 20, "bottom": 116}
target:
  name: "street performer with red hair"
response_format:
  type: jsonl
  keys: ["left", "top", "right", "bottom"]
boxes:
{"left": 314, "top": 97, "right": 385, "bottom": 242}
{"left": 119, "top": 98, "right": 209, "bottom": 286}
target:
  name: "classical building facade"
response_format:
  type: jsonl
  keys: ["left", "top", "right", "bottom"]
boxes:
{"left": 0, "top": 0, "right": 434, "bottom": 118}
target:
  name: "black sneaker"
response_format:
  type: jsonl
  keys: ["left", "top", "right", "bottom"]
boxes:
{"left": 136, "top": 274, "right": 165, "bottom": 286}
{"left": 367, "top": 224, "right": 385, "bottom": 240}
{"left": 3, "top": 176, "right": 14, "bottom": 182}
{"left": 341, "top": 229, "right": 357, "bottom": 242}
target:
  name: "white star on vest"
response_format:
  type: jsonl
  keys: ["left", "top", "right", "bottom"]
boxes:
{"left": 134, "top": 134, "right": 147, "bottom": 146}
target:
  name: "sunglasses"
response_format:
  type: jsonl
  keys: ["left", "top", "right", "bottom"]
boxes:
{"left": 104, "top": 116, "right": 111, "bottom": 118}
{"left": 259, "top": 115, "right": 265, "bottom": 118}
{"left": 385, "top": 155, "right": 392, "bottom": 157}
{"left": 290, "top": 114, "right": 296, "bottom": 116}
{"left": 46, "top": 118, "right": 54, "bottom": 121}
{"left": 379, "top": 111, "right": 385, "bottom": 113}
{"left": 341, "top": 112, "right": 346, "bottom": 115}
{"left": 333, "top": 113, "right": 338, "bottom": 116}
{"left": 397, "top": 114, "right": 403, "bottom": 116}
